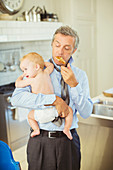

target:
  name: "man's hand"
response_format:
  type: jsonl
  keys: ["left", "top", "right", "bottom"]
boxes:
{"left": 61, "top": 63, "right": 79, "bottom": 87}
{"left": 52, "top": 96, "right": 69, "bottom": 118}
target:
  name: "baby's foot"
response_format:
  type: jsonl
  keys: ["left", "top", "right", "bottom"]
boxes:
{"left": 31, "top": 129, "right": 40, "bottom": 137}
{"left": 63, "top": 129, "right": 73, "bottom": 140}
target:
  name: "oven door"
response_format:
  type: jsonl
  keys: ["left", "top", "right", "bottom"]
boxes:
{"left": 6, "top": 106, "right": 30, "bottom": 151}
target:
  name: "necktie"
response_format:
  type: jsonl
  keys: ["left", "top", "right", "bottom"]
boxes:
{"left": 61, "top": 76, "right": 70, "bottom": 105}
{"left": 50, "top": 59, "right": 70, "bottom": 126}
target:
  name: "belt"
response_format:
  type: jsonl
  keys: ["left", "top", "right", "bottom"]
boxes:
{"left": 40, "top": 129, "right": 75, "bottom": 138}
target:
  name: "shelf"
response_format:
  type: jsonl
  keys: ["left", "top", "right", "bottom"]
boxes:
{"left": 0, "top": 21, "right": 62, "bottom": 42}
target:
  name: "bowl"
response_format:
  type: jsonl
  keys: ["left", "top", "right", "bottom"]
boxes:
{"left": 92, "top": 99, "right": 113, "bottom": 117}
{"left": 10, "top": 65, "right": 16, "bottom": 71}
{"left": 0, "top": 14, "right": 13, "bottom": 20}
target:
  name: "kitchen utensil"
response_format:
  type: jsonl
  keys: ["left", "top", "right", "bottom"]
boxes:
{"left": 53, "top": 14, "right": 58, "bottom": 22}
{"left": 32, "top": 9, "right": 37, "bottom": 22}
{"left": 35, "top": 6, "right": 43, "bottom": 22}
{"left": 22, "top": 11, "right": 29, "bottom": 22}
{"left": 28, "top": 6, "right": 35, "bottom": 22}
{"left": 41, "top": 6, "right": 47, "bottom": 21}
{"left": 9, "top": 65, "right": 16, "bottom": 71}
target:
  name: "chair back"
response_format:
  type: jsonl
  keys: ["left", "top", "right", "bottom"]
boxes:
{"left": 0, "top": 140, "right": 21, "bottom": 170}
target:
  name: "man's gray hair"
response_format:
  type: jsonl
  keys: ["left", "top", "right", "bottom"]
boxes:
{"left": 52, "top": 25, "right": 79, "bottom": 50}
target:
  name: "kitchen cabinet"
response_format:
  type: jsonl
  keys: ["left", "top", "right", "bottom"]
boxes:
{"left": 77, "top": 93, "right": 113, "bottom": 170}
{"left": 71, "top": 0, "right": 96, "bottom": 20}
{"left": 71, "top": 0, "right": 97, "bottom": 98}
{"left": 77, "top": 115, "right": 113, "bottom": 170}
{"left": 72, "top": 20, "right": 97, "bottom": 98}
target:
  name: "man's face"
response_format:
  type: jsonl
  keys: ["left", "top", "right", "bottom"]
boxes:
{"left": 52, "top": 33, "right": 76, "bottom": 66}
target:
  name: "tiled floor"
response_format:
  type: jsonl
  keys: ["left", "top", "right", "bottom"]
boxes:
{"left": 13, "top": 145, "right": 28, "bottom": 170}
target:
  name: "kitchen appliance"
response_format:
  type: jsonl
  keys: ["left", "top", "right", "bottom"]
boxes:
{"left": 0, "top": 0, "right": 24, "bottom": 14}
{"left": 0, "top": 82, "right": 30, "bottom": 151}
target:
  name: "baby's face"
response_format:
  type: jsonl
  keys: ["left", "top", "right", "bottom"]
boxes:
{"left": 20, "top": 59, "right": 37, "bottom": 78}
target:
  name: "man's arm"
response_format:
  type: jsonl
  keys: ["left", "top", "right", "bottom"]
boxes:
{"left": 61, "top": 63, "right": 93, "bottom": 118}
{"left": 15, "top": 75, "right": 33, "bottom": 88}
{"left": 11, "top": 87, "right": 69, "bottom": 117}
{"left": 11, "top": 86, "right": 56, "bottom": 109}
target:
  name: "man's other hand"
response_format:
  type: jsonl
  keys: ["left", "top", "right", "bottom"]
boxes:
{"left": 52, "top": 96, "right": 69, "bottom": 117}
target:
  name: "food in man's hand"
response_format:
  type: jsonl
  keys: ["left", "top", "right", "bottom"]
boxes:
{"left": 55, "top": 56, "right": 66, "bottom": 64}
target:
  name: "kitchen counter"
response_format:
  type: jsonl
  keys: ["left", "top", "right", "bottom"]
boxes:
{"left": 77, "top": 93, "right": 113, "bottom": 127}
{"left": 92, "top": 93, "right": 113, "bottom": 120}
{"left": 77, "top": 92, "right": 113, "bottom": 170}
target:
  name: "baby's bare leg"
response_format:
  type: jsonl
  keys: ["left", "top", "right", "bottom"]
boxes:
{"left": 28, "top": 110, "right": 40, "bottom": 137}
{"left": 63, "top": 106, "right": 73, "bottom": 140}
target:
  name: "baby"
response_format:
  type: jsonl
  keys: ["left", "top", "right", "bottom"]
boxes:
{"left": 16, "top": 52, "right": 73, "bottom": 140}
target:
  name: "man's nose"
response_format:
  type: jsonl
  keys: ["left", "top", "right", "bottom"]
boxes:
{"left": 58, "top": 47, "right": 64, "bottom": 55}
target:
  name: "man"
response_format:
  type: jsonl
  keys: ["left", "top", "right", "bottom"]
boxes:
{"left": 11, "top": 26, "right": 93, "bottom": 170}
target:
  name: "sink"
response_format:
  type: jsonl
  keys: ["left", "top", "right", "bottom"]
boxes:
{"left": 92, "top": 99, "right": 113, "bottom": 117}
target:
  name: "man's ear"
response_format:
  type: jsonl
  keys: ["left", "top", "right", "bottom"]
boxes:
{"left": 36, "top": 64, "right": 40, "bottom": 70}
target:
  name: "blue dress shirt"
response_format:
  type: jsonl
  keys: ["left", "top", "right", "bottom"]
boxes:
{"left": 11, "top": 57, "right": 93, "bottom": 131}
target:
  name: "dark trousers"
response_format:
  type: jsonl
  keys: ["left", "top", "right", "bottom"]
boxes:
{"left": 27, "top": 129, "right": 81, "bottom": 170}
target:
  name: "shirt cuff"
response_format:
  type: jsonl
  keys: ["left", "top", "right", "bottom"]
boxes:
{"left": 70, "top": 83, "right": 83, "bottom": 100}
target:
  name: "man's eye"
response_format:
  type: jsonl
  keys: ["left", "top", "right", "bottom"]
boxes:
{"left": 55, "top": 43, "right": 60, "bottom": 47}
{"left": 65, "top": 47, "right": 70, "bottom": 50}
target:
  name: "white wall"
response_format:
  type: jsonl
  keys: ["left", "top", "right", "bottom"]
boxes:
{"left": 97, "top": 0, "right": 113, "bottom": 94}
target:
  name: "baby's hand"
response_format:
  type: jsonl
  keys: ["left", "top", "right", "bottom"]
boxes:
{"left": 44, "top": 62, "right": 54, "bottom": 74}
{"left": 21, "top": 73, "right": 25, "bottom": 79}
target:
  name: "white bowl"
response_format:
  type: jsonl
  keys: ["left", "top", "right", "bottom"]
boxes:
{"left": 0, "top": 14, "right": 13, "bottom": 20}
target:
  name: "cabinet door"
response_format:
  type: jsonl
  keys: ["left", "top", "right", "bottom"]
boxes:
{"left": 71, "top": 0, "right": 96, "bottom": 20}
{"left": 53, "top": 0, "right": 97, "bottom": 97}
{"left": 72, "top": 21, "right": 97, "bottom": 97}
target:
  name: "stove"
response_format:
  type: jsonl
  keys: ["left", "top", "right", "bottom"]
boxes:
{"left": 0, "top": 83, "right": 30, "bottom": 151}
{"left": 0, "top": 83, "right": 15, "bottom": 95}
